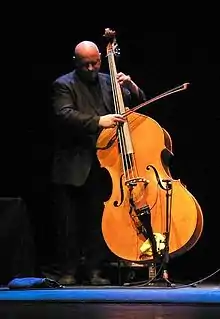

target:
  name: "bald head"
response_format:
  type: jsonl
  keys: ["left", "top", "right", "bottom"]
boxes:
{"left": 74, "top": 41, "right": 100, "bottom": 60}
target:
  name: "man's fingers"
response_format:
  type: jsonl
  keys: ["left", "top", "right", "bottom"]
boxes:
{"left": 114, "top": 114, "right": 126, "bottom": 121}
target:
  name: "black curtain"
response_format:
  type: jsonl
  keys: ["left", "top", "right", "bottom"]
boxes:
{"left": 0, "top": 197, "right": 35, "bottom": 285}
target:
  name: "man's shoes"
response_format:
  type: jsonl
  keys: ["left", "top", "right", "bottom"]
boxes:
{"left": 41, "top": 271, "right": 60, "bottom": 283}
{"left": 58, "top": 274, "right": 76, "bottom": 286}
{"left": 89, "top": 269, "right": 111, "bottom": 286}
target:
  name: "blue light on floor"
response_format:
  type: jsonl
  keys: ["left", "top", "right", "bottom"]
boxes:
{"left": 0, "top": 287, "right": 219, "bottom": 304}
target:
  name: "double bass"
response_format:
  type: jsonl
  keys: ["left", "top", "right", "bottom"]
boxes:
{"left": 97, "top": 28, "right": 203, "bottom": 264}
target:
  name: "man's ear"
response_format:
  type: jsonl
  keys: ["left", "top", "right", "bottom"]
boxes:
{"left": 73, "top": 55, "right": 80, "bottom": 67}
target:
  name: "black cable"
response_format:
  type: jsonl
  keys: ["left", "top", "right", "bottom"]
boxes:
{"left": 123, "top": 262, "right": 164, "bottom": 287}
{"left": 124, "top": 267, "right": 220, "bottom": 289}
{"left": 170, "top": 267, "right": 220, "bottom": 289}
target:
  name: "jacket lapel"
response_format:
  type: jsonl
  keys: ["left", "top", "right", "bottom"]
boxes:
{"left": 72, "top": 71, "right": 114, "bottom": 114}
{"left": 73, "top": 71, "right": 100, "bottom": 115}
{"left": 99, "top": 74, "right": 114, "bottom": 113}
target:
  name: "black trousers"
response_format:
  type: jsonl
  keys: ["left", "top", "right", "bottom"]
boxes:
{"left": 50, "top": 163, "right": 112, "bottom": 275}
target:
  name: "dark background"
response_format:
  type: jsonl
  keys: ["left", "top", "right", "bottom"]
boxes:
{"left": 1, "top": 20, "right": 220, "bottom": 284}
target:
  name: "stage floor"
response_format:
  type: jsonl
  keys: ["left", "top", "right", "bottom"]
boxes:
{"left": 0, "top": 302, "right": 220, "bottom": 319}
{"left": 0, "top": 282, "right": 219, "bottom": 318}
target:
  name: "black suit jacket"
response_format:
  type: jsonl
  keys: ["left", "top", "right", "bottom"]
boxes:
{"left": 50, "top": 70, "right": 146, "bottom": 186}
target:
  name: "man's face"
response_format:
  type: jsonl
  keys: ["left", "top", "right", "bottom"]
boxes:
{"left": 76, "top": 53, "right": 101, "bottom": 82}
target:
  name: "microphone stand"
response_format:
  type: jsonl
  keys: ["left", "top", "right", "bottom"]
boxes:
{"left": 160, "top": 179, "right": 175, "bottom": 287}
{"left": 146, "top": 179, "right": 175, "bottom": 287}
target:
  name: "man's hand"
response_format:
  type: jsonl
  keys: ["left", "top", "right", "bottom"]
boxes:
{"left": 116, "top": 72, "right": 139, "bottom": 95}
{"left": 98, "top": 113, "right": 126, "bottom": 128}
{"left": 116, "top": 72, "right": 131, "bottom": 87}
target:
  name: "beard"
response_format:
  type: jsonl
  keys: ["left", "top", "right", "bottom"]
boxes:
{"left": 76, "top": 69, "right": 99, "bottom": 83}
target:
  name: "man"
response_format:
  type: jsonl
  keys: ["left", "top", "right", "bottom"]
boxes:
{"left": 49, "top": 40, "right": 146, "bottom": 285}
